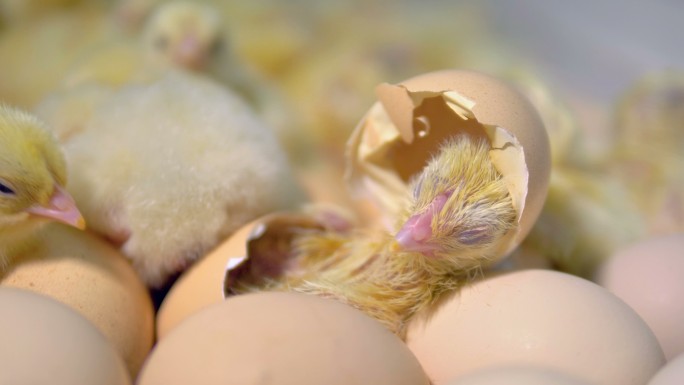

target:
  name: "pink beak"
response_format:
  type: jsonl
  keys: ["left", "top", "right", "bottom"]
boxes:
{"left": 25, "top": 185, "right": 86, "bottom": 230}
{"left": 174, "top": 35, "right": 206, "bottom": 70}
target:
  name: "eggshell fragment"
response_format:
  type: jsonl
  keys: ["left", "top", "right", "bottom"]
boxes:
{"left": 406, "top": 269, "right": 665, "bottom": 385}
{"left": 1, "top": 223, "right": 154, "bottom": 378}
{"left": 157, "top": 211, "right": 333, "bottom": 339}
{"left": 596, "top": 233, "right": 684, "bottom": 360}
{"left": 649, "top": 353, "right": 684, "bottom": 385}
{"left": 346, "top": 69, "right": 551, "bottom": 261}
{"left": 156, "top": 216, "right": 259, "bottom": 340}
{"left": 0, "top": 287, "right": 131, "bottom": 385}
{"left": 139, "top": 292, "right": 430, "bottom": 385}
{"left": 443, "top": 366, "right": 592, "bottom": 385}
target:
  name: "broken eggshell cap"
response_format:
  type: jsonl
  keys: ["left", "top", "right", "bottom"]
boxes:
{"left": 345, "top": 69, "right": 551, "bottom": 261}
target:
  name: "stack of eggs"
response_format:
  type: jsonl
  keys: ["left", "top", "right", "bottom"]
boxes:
{"left": 2, "top": 70, "right": 683, "bottom": 384}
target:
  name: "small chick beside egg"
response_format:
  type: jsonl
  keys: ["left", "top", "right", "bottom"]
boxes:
{"left": 0, "top": 105, "right": 85, "bottom": 270}
{"left": 61, "top": 70, "right": 305, "bottom": 288}
{"left": 232, "top": 134, "right": 517, "bottom": 337}
{"left": 65, "top": 0, "right": 275, "bottom": 116}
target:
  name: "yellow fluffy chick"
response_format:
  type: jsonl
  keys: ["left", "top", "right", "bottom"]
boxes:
{"left": 231, "top": 135, "right": 517, "bottom": 338}
{"left": 63, "top": 0, "right": 283, "bottom": 125}
{"left": 0, "top": 105, "right": 85, "bottom": 270}
{"left": 58, "top": 70, "right": 305, "bottom": 288}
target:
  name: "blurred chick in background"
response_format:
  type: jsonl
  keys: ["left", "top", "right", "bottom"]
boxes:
{"left": 231, "top": 135, "right": 517, "bottom": 338}
{"left": 0, "top": 105, "right": 85, "bottom": 271}
{"left": 512, "top": 71, "right": 645, "bottom": 278}
{"left": 57, "top": 70, "right": 305, "bottom": 288}
{"left": 55, "top": 1, "right": 292, "bottom": 149}
{"left": 607, "top": 71, "right": 684, "bottom": 235}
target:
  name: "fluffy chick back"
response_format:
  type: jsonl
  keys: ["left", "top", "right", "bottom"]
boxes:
{"left": 62, "top": 70, "right": 305, "bottom": 286}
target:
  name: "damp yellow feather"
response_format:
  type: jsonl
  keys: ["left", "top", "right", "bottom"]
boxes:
{"left": 236, "top": 135, "right": 517, "bottom": 337}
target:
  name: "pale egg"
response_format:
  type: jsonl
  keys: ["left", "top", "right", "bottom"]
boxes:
{"left": 443, "top": 366, "right": 593, "bottom": 385}
{"left": 1, "top": 223, "right": 155, "bottom": 377}
{"left": 0, "top": 287, "right": 131, "bottom": 385}
{"left": 140, "top": 292, "right": 430, "bottom": 385}
{"left": 346, "top": 69, "right": 551, "bottom": 261}
{"left": 649, "top": 353, "right": 684, "bottom": 385}
{"left": 406, "top": 269, "right": 665, "bottom": 385}
{"left": 596, "top": 233, "right": 684, "bottom": 360}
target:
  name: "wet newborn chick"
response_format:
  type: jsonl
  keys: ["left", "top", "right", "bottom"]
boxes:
{"left": 0, "top": 105, "right": 85, "bottom": 270}
{"left": 233, "top": 135, "right": 517, "bottom": 337}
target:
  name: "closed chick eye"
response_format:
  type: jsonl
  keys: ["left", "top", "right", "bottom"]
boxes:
{"left": 0, "top": 181, "right": 16, "bottom": 195}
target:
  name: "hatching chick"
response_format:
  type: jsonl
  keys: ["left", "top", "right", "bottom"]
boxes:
{"left": 0, "top": 105, "right": 85, "bottom": 270}
{"left": 233, "top": 135, "right": 517, "bottom": 338}
{"left": 61, "top": 71, "right": 305, "bottom": 288}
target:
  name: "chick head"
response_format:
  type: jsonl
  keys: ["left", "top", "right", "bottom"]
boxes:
{"left": 142, "top": 0, "right": 223, "bottom": 71}
{"left": 0, "top": 105, "right": 84, "bottom": 229}
{"left": 395, "top": 135, "right": 517, "bottom": 266}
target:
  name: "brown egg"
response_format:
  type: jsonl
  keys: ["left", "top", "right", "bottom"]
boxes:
{"left": 596, "top": 233, "right": 684, "bottom": 360}
{"left": 346, "top": 69, "right": 551, "bottom": 260}
{"left": 1, "top": 223, "right": 154, "bottom": 378}
{"left": 0, "top": 287, "right": 131, "bottom": 385}
{"left": 140, "top": 292, "right": 430, "bottom": 385}
{"left": 406, "top": 269, "right": 665, "bottom": 385}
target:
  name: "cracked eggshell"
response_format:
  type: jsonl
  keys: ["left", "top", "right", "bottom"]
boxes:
{"left": 346, "top": 69, "right": 551, "bottom": 261}
{"left": 157, "top": 211, "right": 332, "bottom": 339}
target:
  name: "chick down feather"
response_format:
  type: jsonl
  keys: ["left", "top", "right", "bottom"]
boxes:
{"left": 59, "top": 70, "right": 305, "bottom": 287}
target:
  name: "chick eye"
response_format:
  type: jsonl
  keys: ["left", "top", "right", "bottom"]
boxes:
{"left": 154, "top": 36, "right": 168, "bottom": 51}
{"left": 210, "top": 36, "right": 224, "bottom": 54}
{"left": 0, "top": 182, "right": 16, "bottom": 195}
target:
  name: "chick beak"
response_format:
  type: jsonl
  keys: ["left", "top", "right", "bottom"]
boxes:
{"left": 26, "top": 185, "right": 86, "bottom": 230}
{"left": 174, "top": 35, "right": 206, "bottom": 70}
{"left": 395, "top": 193, "right": 450, "bottom": 254}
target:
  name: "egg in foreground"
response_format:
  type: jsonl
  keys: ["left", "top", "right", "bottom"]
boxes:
{"left": 140, "top": 292, "right": 430, "bottom": 385}
{"left": 406, "top": 269, "right": 664, "bottom": 385}
{"left": 1, "top": 223, "right": 155, "bottom": 377}
{"left": 0, "top": 287, "right": 131, "bottom": 385}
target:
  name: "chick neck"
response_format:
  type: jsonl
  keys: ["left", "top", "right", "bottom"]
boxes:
{"left": 0, "top": 216, "right": 45, "bottom": 270}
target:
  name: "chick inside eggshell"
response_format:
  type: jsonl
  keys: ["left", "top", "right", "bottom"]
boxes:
{"left": 346, "top": 69, "right": 550, "bottom": 261}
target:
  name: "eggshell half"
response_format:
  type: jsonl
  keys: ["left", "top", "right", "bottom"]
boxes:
{"left": 1, "top": 223, "right": 154, "bottom": 378}
{"left": 140, "top": 292, "right": 430, "bottom": 385}
{"left": 597, "top": 233, "right": 684, "bottom": 360}
{"left": 346, "top": 69, "right": 551, "bottom": 261}
{"left": 0, "top": 287, "right": 131, "bottom": 385}
{"left": 406, "top": 269, "right": 665, "bottom": 385}
{"left": 156, "top": 216, "right": 261, "bottom": 339}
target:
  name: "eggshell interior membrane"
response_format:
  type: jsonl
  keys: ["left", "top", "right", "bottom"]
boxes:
{"left": 346, "top": 69, "right": 551, "bottom": 261}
